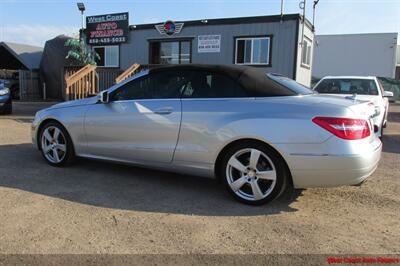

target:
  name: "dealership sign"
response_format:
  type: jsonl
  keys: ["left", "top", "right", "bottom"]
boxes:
{"left": 198, "top": 35, "right": 221, "bottom": 53}
{"left": 86, "top": 12, "right": 129, "bottom": 45}
{"left": 155, "top": 21, "right": 184, "bottom": 36}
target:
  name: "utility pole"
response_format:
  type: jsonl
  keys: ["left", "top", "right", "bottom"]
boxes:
{"left": 77, "top": 3, "right": 86, "bottom": 63}
{"left": 300, "top": 0, "right": 306, "bottom": 46}
{"left": 312, "top": 0, "right": 320, "bottom": 31}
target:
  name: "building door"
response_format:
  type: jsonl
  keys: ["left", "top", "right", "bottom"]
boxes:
{"left": 149, "top": 40, "right": 191, "bottom": 64}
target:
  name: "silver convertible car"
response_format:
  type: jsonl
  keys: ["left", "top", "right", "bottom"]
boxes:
{"left": 32, "top": 65, "right": 382, "bottom": 205}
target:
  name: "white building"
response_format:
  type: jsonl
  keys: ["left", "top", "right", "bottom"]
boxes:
{"left": 396, "top": 45, "right": 400, "bottom": 79}
{"left": 313, "top": 33, "right": 398, "bottom": 79}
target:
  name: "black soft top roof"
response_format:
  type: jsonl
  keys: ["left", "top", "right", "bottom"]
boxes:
{"left": 148, "top": 64, "right": 296, "bottom": 96}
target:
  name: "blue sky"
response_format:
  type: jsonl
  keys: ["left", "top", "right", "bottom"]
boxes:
{"left": 0, "top": 0, "right": 399, "bottom": 47}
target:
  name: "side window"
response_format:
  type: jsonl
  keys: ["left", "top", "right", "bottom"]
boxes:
{"left": 182, "top": 71, "right": 247, "bottom": 98}
{"left": 111, "top": 76, "right": 152, "bottom": 101}
{"left": 111, "top": 71, "right": 191, "bottom": 101}
{"left": 151, "top": 71, "right": 190, "bottom": 99}
{"left": 301, "top": 38, "right": 312, "bottom": 67}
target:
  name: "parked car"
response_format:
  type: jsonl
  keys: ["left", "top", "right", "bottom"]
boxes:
{"left": 0, "top": 84, "right": 12, "bottom": 114}
{"left": 31, "top": 65, "right": 381, "bottom": 205}
{"left": 313, "top": 76, "right": 393, "bottom": 136}
{"left": 0, "top": 72, "right": 19, "bottom": 100}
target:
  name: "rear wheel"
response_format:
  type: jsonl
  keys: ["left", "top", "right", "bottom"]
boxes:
{"left": 219, "top": 141, "right": 288, "bottom": 205}
{"left": 39, "top": 122, "right": 75, "bottom": 166}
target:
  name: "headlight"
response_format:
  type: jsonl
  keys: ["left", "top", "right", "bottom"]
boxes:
{"left": 0, "top": 88, "right": 10, "bottom": 96}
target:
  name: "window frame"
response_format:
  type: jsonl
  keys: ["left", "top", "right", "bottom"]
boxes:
{"left": 234, "top": 35, "right": 272, "bottom": 67}
{"left": 93, "top": 45, "right": 120, "bottom": 68}
{"left": 300, "top": 36, "right": 312, "bottom": 69}
{"left": 109, "top": 71, "right": 192, "bottom": 101}
{"left": 109, "top": 75, "right": 152, "bottom": 102}
{"left": 148, "top": 38, "right": 193, "bottom": 65}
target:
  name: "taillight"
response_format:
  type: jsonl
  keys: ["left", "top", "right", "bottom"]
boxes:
{"left": 312, "top": 117, "right": 370, "bottom": 140}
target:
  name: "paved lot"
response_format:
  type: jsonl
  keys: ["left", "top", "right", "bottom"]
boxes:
{"left": 0, "top": 102, "right": 399, "bottom": 258}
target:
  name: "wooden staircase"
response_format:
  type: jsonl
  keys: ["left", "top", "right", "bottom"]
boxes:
{"left": 115, "top": 63, "right": 141, "bottom": 84}
{"left": 65, "top": 64, "right": 97, "bottom": 101}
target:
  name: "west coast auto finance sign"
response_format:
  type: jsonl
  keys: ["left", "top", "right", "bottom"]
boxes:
{"left": 86, "top": 12, "right": 129, "bottom": 45}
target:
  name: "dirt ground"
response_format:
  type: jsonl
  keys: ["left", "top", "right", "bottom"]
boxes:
{"left": 0, "top": 101, "right": 399, "bottom": 264}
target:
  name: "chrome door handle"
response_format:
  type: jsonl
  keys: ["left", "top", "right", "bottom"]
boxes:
{"left": 154, "top": 107, "right": 173, "bottom": 114}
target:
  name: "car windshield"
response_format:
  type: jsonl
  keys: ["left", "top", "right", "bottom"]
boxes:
{"left": 267, "top": 74, "right": 314, "bottom": 95}
{"left": 314, "top": 78, "right": 379, "bottom": 95}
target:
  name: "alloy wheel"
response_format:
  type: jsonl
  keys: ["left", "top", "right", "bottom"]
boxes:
{"left": 41, "top": 126, "right": 67, "bottom": 164}
{"left": 226, "top": 148, "right": 277, "bottom": 201}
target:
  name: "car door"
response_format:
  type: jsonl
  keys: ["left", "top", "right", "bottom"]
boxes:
{"left": 174, "top": 70, "right": 250, "bottom": 164}
{"left": 84, "top": 71, "right": 188, "bottom": 164}
{"left": 377, "top": 78, "right": 390, "bottom": 122}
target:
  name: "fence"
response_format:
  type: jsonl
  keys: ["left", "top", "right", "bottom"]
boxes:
{"left": 19, "top": 70, "right": 40, "bottom": 100}
{"left": 379, "top": 77, "right": 400, "bottom": 102}
{"left": 97, "top": 68, "right": 122, "bottom": 91}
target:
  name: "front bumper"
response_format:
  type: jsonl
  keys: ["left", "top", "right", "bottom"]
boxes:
{"left": 0, "top": 95, "right": 11, "bottom": 111}
{"left": 283, "top": 140, "right": 382, "bottom": 188}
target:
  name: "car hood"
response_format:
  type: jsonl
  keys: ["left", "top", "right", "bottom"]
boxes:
{"left": 48, "top": 97, "right": 97, "bottom": 110}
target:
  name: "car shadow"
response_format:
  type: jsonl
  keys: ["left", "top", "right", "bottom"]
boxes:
{"left": 0, "top": 143, "right": 301, "bottom": 216}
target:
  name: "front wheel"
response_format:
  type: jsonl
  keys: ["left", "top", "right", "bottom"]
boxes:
{"left": 2, "top": 103, "right": 12, "bottom": 114}
{"left": 10, "top": 85, "right": 20, "bottom": 100}
{"left": 219, "top": 141, "right": 289, "bottom": 205}
{"left": 39, "top": 122, "right": 75, "bottom": 166}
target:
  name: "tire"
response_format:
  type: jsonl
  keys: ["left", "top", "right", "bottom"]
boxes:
{"left": 219, "top": 141, "right": 289, "bottom": 205}
{"left": 39, "top": 121, "right": 75, "bottom": 166}
{"left": 2, "top": 103, "right": 12, "bottom": 114}
{"left": 10, "top": 85, "right": 19, "bottom": 100}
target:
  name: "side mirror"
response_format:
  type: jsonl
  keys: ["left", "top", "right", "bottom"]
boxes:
{"left": 97, "top": 90, "right": 109, "bottom": 103}
{"left": 383, "top": 91, "right": 394, "bottom": 97}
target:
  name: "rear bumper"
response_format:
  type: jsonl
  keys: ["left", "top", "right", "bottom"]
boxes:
{"left": 286, "top": 141, "right": 382, "bottom": 188}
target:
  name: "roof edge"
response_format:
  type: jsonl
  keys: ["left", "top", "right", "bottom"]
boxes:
{"left": 316, "top": 32, "right": 398, "bottom": 37}
{"left": 129, "top": 13, "right": 313, "bottom": 30}
{"left": 0, "top": 42, "right": 31, "bottom": 70}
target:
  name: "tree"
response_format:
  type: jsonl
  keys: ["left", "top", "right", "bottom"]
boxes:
{"left": 64, "top": 33, "right": 99, "bottom": 65}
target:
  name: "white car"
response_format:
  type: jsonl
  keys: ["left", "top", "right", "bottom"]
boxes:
{"left": 313, "top": 76, "right": 394, "bottom": 136}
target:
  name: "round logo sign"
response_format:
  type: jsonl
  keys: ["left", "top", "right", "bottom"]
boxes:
{"left": 163, "top": 21, "right": 176, "bottom": 35}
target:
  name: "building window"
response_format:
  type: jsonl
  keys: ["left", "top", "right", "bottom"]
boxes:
{"left": 93, "top": 46, "right": 119, "bottom": 67}
{"left": 149, "top": 40, "right": 192, "bottom": 64}
{"left": 301, "top": 38, "right": 312, "bottom": 67}
{"left": 235, "top": 36, "right": 271, "bottom": 65}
